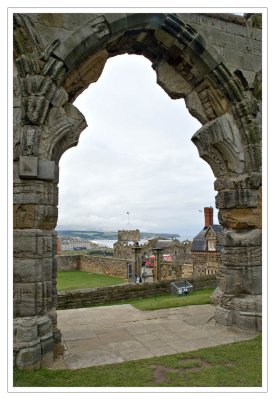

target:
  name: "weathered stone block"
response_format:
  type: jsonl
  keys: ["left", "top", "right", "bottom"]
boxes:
{"left": 214, "top": 299, "right": 261, "bottom": 330}
{"left": 14, "top": 204, "right": 35, "bottom": 228}
{"left": 233, "top": 311, "right": 262, "bottom": 330}
{"left": 192, "top": 112, "right": 245, "bottom": 175}
{"left": 37, "top": 159, "right": 56, "bottom": 181}
{"left": 14, "top": 204, "right": 58, "bottom": 229}
{"left": 14, "top": 281, "right": 52, "bottom": 317}
{"left": 222, "top": 246, "right": 261, "bottom": 267}
{"left": 237, "top": 69, "right": 257, "bottom": 88}
{"left": 14, "top": 258, "right": 52, "bottom": 283}
{"left": 13, "top": 181, "right": 58, "bottom": 206}
{"left": 40, "top": 334, "right": 54, "bottom": 356}
{"left": 14, "top": 282, "right": 41, "bottom": 317}
{"left": 223, "top": 228, "right": 262, "bottom": 247}
{"left": 219, "top": 207, "right": 261, "bottom": 229}
{"left": 253, "top": 39, "right": 262, "bottom": 55}
{"left": 188, "top": 34, "right": 223, "bottom": 71}
{"left": 154, "top": 28, "right": 176, "bottom": 48}
{"left": 37, "top": 13, "right": 64, "bottom": 28}
{"left": 194, "top": 25, "right": 221, "bottom": 46}
{"left": 229, "top": 294, "right": 262, "bottom": 313}
{"left": 185, "top": 89, "right": 208, "bottom": 124}
{"left": 247, "top": 26, "right": 262, "bottom": 41}
{"left": 226, "top": 21, "right": 247, "bottom": 37}
{"left": 215, "top": 188, "right": 259, "bottom": 209}
{"left": 63, "top": 50, "right": 108, "bottom": 100}
{"left": 37, "top": 315, "right": 53, "bottom": 337}
{"left": 156, "top": 59, "right": 193, "bottom": 98}
{"left": 53, "top": 21, "right": 110, "bottom": 70}
{"left": 218, "top": 265, "right": 261, "bottom": 295}
{"left": 224, "top": 48, "right": 261, "bottom": 71}
{"left": 214, "top": 173, "right": 261, "bottom": 192}
{"left": 200, "top": 15, "right": 226, "bottom": 31}
{"left": 63, "top": 13, "right": 95, "bottom": 31}
{"left": 219, "top": 30, "right": 236, "bottom": 49}
{"left": 16, "top": 343, "right": 41, "bottom": 369}
{"left": 34, "top": 205, "right": 58, "bottom": 229}
{"left": 14, "top": 229, "right": 53, "bottom": 258}
{"left": 14, "top": 317, "right": 38, "bottom": 343}
{"left": 214, "top": 305, "right": 233, "bottom": 326}
{"left": 105, "top": 13, "right": 127, "bottom": 36}
{"left": 50, "top": 86, "right": 68, "bottom": 107}
{"left": 19, "top": 156, "right": 38, "bottom": 179}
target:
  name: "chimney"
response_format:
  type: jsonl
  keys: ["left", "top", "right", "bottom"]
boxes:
{"left": 204, "top": 207, "right": 213, "bottom": 227}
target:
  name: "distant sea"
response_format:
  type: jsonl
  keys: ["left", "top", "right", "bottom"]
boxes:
{"left": 91, "top": 239, "right": 148, "bottom": 248}
{"left": 92, "top": 237, "right": 190, "bottom": 249}
{"left": 91, "top": 239, "right": 117, "bottom": 248}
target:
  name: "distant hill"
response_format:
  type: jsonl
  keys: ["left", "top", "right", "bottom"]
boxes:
{"left": 57, "top": 230, "right": 180, "bottom": 240}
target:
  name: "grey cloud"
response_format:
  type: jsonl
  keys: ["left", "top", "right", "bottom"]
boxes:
{"left": 57, "top": 54, "right": 217, "bottom": 238}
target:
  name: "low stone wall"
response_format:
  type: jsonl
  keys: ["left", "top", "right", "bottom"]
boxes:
{"left": 56, "top": 255, "right": 80, "bottom": 271}
{"left": 80, "top": 255, "right": 129, "bottom": 278}
{"left": 159, "top": 262, "right": 184, "bottom": 280}
{"left": 57, "top": 275, "right": 217, "bottom": 310}
{"left": 152, "top": 261, "right": 194, "bottom": 281}
{"left": 56, "top": 254, "right": 129, "bottom": 278}
{"left": 189, "top": 275, "right": 218, "bottom": 290}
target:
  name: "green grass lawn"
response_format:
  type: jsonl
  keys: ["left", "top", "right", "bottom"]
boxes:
{"left": 130, "top": 288, "right": 213, "bottom": 311}
{"left": 100, "top": 288, "right": 214, "bottom": 311}
{"left": 57, "top": 271, "right": 127, "bottom": 291}
{"left": 13, "top": 335, "right": 262, "bottom": 387}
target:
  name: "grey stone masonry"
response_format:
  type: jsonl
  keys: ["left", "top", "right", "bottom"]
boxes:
{"left": 13, "top": 12, "right": 262, "bottom": 369}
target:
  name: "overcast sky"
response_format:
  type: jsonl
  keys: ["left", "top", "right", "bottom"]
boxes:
{"left": 57, "top": 54, "right": 218, "bottom": 238}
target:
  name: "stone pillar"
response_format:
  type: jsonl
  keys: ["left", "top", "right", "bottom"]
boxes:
{"left": 13, "top": 163, "right": 61, "bottom": 368}
{"left": 214, "top": 227, "right": 262, "bottom": 330}
{"left": 213, "top": 185, "right": 262, "bottom": 330}
{"left": 132, "top": 244, "right": 142, "bottom": 282}
{"left": 153, "top": 248, "right": 162, "bottom": 281}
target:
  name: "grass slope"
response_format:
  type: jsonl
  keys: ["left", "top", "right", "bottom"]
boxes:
{"left": 14, "top": 335, "right": 262, "bottom": 387}
{"left": 96, "top": 288, "right": 214, "bottom": 311}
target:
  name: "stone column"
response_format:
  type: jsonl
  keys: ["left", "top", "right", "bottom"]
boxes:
{"left": 13, "top": 159, "right": 61, "bottom": 368}
{"left": 214, "top": 214, "right": 262, "bottom": 330}
{"left": 192, "top": 112, "right": 262, "bottom": 331}
{"left": 212, "top": 178, "right": 262, "bottom": 330}
{"left": 153, "top": 248, "right": 162, "bottom": 281}
{"left": 132, "top": 244, "right": 142, "bottom": 282}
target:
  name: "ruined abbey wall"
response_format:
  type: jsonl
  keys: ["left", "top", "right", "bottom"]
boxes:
{"left": 13, "top": 12, "right": 262, "bottom": 369}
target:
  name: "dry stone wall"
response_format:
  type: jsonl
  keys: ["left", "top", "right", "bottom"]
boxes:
{"left": 56, "top": 255, "right": 193, "bottom": 281}
{"left": 56, "top": 254, "right": 130, "bottom": 278}
{"left": 78, "top": 255, "right": 129, "bottom": 278}
{"left": 57, "top": 276, "right": 217, "bottom": 310}
{"left": 159, "top": 262, "right": 185, "bottom": 281}
{"left": 56, "top": 255, "right": 80, "bottom": 272}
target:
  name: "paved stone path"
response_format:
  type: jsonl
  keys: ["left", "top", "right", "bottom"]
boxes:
{"left": 53, "top": 304, "right": 257, "bottom": 370}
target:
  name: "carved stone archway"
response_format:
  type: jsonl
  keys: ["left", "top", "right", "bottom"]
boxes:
{"left": 13, "top": 13, "right": 262, "bottom": 369}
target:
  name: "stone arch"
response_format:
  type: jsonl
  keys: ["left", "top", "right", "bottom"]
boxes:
{"left": 13, "top": 12, "right": 262, "bottom": 369}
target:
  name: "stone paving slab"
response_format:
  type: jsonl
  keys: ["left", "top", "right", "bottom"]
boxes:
{"left": 53, "top": 304, "right": 258, "bottom": 370}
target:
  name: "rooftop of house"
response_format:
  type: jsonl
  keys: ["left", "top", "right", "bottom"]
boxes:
{"left": 191, "top": 224, "right": 224, "bottom": 252}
